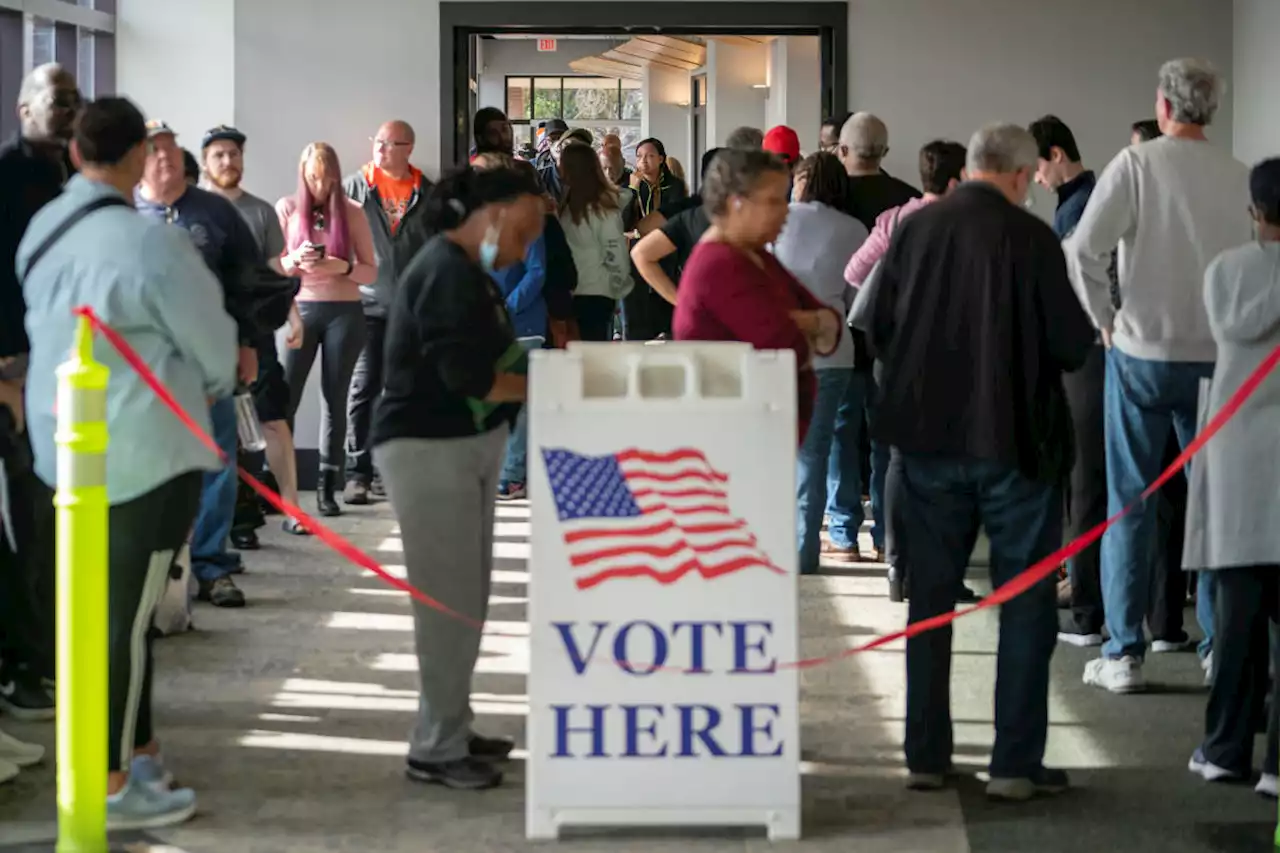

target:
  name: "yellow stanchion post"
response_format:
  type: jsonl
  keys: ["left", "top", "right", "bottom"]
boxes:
{"left": 54, "top": 314, "right": 109, "bottom": 853}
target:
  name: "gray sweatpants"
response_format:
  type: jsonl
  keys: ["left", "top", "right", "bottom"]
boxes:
{"left": 374, "top": 427, "right": 507, "bottom": 763}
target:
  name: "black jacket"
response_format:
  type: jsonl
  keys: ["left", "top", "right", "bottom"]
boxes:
{"left": 0, "top": 135, "right": 71, "bottom": 358}
{"left": 867, "top": 183, "right": 1095, "bottom": 485}
{"left": 343, "top": 169, "right": 436, "bottom": 319}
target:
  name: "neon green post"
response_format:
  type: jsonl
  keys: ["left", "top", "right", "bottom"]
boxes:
{"left": 54, "top": 314, "right": 110, "bottom": 853}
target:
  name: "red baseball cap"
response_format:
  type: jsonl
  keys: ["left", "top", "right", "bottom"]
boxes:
{"left": 763, "top": 125, "right": 801, "bottom": 164}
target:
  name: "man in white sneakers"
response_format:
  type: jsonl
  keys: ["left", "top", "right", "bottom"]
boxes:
{"left": 1064, "top": 58, "right": 1252, "bottom": 694}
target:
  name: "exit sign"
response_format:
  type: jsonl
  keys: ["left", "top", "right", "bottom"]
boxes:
{"left": 537, "top": 38, "right": 557, "bottom": 52}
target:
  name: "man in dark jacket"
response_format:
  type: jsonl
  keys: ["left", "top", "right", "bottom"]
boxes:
{"left": 868, "top": 123, "right": 1094, "bottom": 801}
{"left": 343, "top": 121, "right": 434, "bottom": 504}
{"left": 0, "top": 62, "right": 80, "bottom": 717}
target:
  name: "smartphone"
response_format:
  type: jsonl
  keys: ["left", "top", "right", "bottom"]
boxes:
{"left": 311, "top": 243, "right": 326, "bottom": 259}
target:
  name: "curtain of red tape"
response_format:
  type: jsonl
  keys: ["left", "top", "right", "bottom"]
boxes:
{"left": 72, "top": 305, "right": 1280, "bottom": 671}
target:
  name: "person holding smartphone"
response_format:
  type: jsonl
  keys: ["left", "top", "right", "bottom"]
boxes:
{"left": 276, "top": 142, "right": 377, "bottom": 516}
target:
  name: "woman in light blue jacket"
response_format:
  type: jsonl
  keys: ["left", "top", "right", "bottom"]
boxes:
{"left": 773, "top": 152, "right": 868, "bottom": 575}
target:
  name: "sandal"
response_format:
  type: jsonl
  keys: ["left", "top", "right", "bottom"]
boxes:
{"left": 282, "top": 517, "right": 310, "bottom": 536}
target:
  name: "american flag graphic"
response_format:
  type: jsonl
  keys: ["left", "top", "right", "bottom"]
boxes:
{"left": 541, "top": 447, "right": 786, "bottom": 591}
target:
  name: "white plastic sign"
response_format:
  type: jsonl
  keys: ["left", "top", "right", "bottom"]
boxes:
{"left": 527, "top": 342, "right": 801, "bottom": 841}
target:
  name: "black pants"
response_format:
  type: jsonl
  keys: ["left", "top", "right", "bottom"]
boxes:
{"left": 1149, "top": 432, "right": 1189, "bottom": 641}
{"left": 622, "top": 286, "right": 673, "bottom": 341}
{"left": 1201, "top": 565, "right": 1280, "bottom": 777}
{"left": 899, "top": 453, "right": 1061, "bottom": 778}
{"left": 0, "top": 460, "right": 55, "bottom": 681}
{"left": 1062, "top": 344, "right": 1107, "bottom": 634}
{"left": 108, "top": 472, "right": 202, "bottom": 772}
{"left": 575, "top": 296, "right": 617, "bottom": 343}
{"left": 346, "top": 314, "right": 387, "bottom": 485}
{"left": 282, "top": 301, "right": 366, "bottom": 474}
{"left": 883, "top": 446, "right": 903, "bottom": 566}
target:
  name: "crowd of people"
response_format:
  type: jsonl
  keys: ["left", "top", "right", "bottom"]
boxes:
{"left": 0, "top": 50, "right": 1276, "bottom": 829}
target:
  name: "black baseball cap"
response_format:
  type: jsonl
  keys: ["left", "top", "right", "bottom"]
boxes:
{"left": 543, "top": 119, "right": 569, "bottom": 136}
{"left": 201, "top": 124, "right": 246, "bottom": 150}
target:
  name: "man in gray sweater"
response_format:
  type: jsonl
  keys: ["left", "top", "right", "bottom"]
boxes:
{"left": 1064, "top": 58, "right": 1251, "bottom": 695}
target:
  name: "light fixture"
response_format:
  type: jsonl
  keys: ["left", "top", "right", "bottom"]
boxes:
{"left": 752, "top": 84, "right": 769, "bottom": 89}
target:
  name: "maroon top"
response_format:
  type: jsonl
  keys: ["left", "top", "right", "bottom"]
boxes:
{"left": 673, "top": 240, "right": 835, "bottom": 442}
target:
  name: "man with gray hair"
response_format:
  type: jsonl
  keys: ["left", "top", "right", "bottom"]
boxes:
{"left": 1065, "top": 58, "right": 1251, "bottom": 696}
{"left": 725, "top": 125, "right": 763, "bottom": 150}
{"left": 866, "top": 122, "right": 1095, "bottom": 801}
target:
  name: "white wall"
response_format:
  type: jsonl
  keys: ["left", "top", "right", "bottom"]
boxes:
{"left": 705, "top": 40, "right": 768, "bottom": 148}
{"left": 116, "top": 0, "right": 234, "bottom": 143}
{"left": 847, "top": 0, "right": 1234, "bottom": 209}
{"left": 1233, "top": 0, "right": 1280, "bottom": 166}
{"left": 764, "top": 37, "right": 821, "bottom": 152}
{"left": 643, "top": 64, "right": 691, "bottom": 173}
{"left": 476, "top": 37, "right": 623, "bottom": 113}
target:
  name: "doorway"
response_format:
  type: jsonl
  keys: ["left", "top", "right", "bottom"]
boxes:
{"left": 439, "top": 2, "right": 848, "bottom": 167}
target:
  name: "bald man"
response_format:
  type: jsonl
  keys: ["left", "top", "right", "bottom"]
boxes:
{"left": 0, "top": 62, "right": 81, "bottom": 721}
{"left": 342, "top": 120, "right": 434, "bottom": 504}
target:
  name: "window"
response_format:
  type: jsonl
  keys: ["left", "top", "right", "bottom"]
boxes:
{"left": 29, "top": 17, "right": 56, "bottom": 69}
{"left": 504, "top": 75, "right": 643, "bottom": 161}
{"left": 77, "top": 27, "right": 95, "bottom": 99}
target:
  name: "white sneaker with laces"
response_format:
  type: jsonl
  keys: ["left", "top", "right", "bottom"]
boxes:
{"left": 0, "top": 727, "right": 43, "bottom": 767}
{"left": 1256, "top": 773, "right": 1278, "bottom": 798}
{"left": 1083, "top": 655, "right": 1144, "bottom": 693}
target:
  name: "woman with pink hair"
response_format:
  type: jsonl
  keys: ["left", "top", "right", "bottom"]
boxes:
{"left": 276, "top": 142, "right": 377, "bottom": 516}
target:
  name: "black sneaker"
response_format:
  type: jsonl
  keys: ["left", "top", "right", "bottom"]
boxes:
{"left": 956, "top": 585, "right": 982, "bottom": 604}
{"left": 469, "top": 734, "right": 515, "bottom": 761}
{"left": 987, "top": 766, "right": 1070, "bottom": 801}
{"left": 405, "top": 756, "right": 502, "bottom": 790}
{"left": 370, "top": 475, "right": 386, "bottom": 499}
{"left": 197, "top": 576, "right": 246, "bottom": 608}
{"left": 230, "top": 529, "right": 260, "bottom": 551}
{"left": 0, "top": 665, "right": 55, "bottom": 722}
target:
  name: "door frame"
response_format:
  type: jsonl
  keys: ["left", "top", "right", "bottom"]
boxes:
{"left": 439, "top": 1, "right": 848, "bottom": 168}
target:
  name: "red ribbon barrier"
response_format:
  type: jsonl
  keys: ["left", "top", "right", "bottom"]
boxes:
{"left": 72, "top": 305, "right": 1280, "bottom": 670}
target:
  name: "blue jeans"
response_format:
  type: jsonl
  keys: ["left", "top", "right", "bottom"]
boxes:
{"left": 898, "top": 452, "right": 1062, "bottom": 778}
{"left": 797, "top": 369, "right": 852, "bottom": 574}
{"left": 500, "top": 337, "right": 542, "bottom": 485}
{"left": 191, "top": 396, "right": 240, "bottom": 583}
{"left": 824, "top": 371, "right": 871, "bottom": 549}
{"left": 869, "top": 440, "right": 890, "bottom": 550}
{"left": 1101, "top": 348, "right": 1215, "bottom": 660}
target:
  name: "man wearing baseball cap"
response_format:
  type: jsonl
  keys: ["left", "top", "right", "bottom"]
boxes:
{"left": 763, "top": 125, "right": 802, "bottom": 166}
{"left": 136, "top": 119, "right": 262, "bottom": 608}
{"left": 201, "top": 125, "right": 308, "bottom": 544}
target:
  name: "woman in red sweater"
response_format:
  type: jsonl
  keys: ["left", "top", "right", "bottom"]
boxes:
{"left": 673, "top": 148, "right": 841, "bottom": 441}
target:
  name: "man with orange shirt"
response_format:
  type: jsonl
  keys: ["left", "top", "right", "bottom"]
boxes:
{"left": 343, "top": 120, "right": 433, "bottom": 504}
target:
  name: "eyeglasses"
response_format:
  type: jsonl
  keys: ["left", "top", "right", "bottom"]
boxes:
{"left": 370, "top": 137, "right": 412, "bottom": 149}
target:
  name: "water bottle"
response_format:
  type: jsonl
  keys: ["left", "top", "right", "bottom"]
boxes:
{"left": 233, "top": 386, "right": 267, "bottom": 453}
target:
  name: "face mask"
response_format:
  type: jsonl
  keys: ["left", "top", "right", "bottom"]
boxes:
{"left": 479, "top": 214, "right": 503, "bottom": 273}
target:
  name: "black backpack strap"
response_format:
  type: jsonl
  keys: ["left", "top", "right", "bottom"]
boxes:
{"left": 19, "top": 195, "right": 132, "bottom": 282}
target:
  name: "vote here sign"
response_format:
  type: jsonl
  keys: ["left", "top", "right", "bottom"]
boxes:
{"left": 527, "top": 344, "right": 800, "bottom": 841}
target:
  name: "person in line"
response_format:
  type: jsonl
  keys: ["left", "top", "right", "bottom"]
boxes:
{"left": 343, "top": 120, "right": 434, "bottom": 506}
{"left": 868, "top": 123, "right": 1095, "bottom": 800}
{"left": 371, "top": 166, "right": 544, "bottom": 790}
{"left": 674, "top": 148, "right": 841, "bottom": 442}
{"left": 558, "top": 143, "right": 633, "bottom": 342}
{"left": 845, "top": 139, "right": 967, "bottom": 599}
{"left": 726, "top": 126, "right": 764, "bottom": 150}
{"left": 540, "top": 127, "right": 592, "bottom": 199}
{"left": 200, "top": 125, "right": 308, "bottom": 537}
{"left": 763, "top": 125, "right": 802, "bottom": 168}
{"left": 473, "top": 108, "right": 515, "bottom": 160}
{"left": 276, "top": 142, "right": 378, "bottom": 517}
{"left": 773, "top": 152, "right": 866, "bottom": 575}
{"left": 666, "top": 155, "right": 689, "bottom": 195}
{"left": 21, "top": 96, "right": 238, "bottom": 828}
{"left": 629, "top": 148, "right": 723, "bottom": 315}
{"left": 1132, "top": 118, "right": 1162, "bottom": 144}
{"left": 1183, "top": 157, "right": 1280, "bottom": 797}
{"left": 1027, "top": 114, "right": 1108, "bottom": 649}
{"left": 624, "top": 137, "right": 687, "bottom": 340}
{"left": 1066, "top": 58, "right": 1252, "bottom": 694}
{"left": 825, "top": 112, "right": 923, "bottom": 567}
{"left": 819, "top": 113, "right": 852, "bottom": 154}
{"left": 481, "top": 157, "right": 548, "bottom": 502}
{"left": 136, "top": 120, "right": 260, "bottom": 608}
{"left": 531, "top": 118, "right": 568, "bottom": 172}
{"left": 600, "top": 134, "right": 631, "bottom": 187}
{"left": 0, "top": 62, "right": 79, "bottom": 723}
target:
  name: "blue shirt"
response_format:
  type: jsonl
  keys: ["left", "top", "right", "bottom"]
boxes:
{"left": 490, "top": 234, "right": 548, "bottom": 339}
{"left": 1052, "top": 170, "right": 1097, "bottom": 240}
{"left": 135, "top": 184, "right": 261, "bottom": 344}
{"left": 19, "top": 175, "right": 238, "bottom": 503}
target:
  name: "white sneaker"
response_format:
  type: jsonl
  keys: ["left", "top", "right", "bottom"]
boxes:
{"left": 1202, "top": 651, "right": 1213, "bottom": 685}
{"left": 1151, "top": 638, "right": 1195, "bottom": 653}
{"left": 1189, "top": 747, "right": 1240, "bottom": 782}
{"left": 1083, "top": 656, "right": 1144, "bottom": 693}
{"left": 1256, "top": 773, "right": 1278, "bottom": 798}
{"left": 0, "top": 757, "right": 18, "bottom": 785}
{"left": 0, "top": 727, "right": 43, "bottom": 767}
{"left": 1057, "top": 631, "right": 1104, "bottom": 648}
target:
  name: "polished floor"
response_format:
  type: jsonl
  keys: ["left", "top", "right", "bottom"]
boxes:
{"left": 0, "top": 498, "right": 1274, "bottom": 852}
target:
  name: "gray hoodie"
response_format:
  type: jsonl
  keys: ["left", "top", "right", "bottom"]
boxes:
{"left": 343, "top": 168, "right": 435, "bottom": 318}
